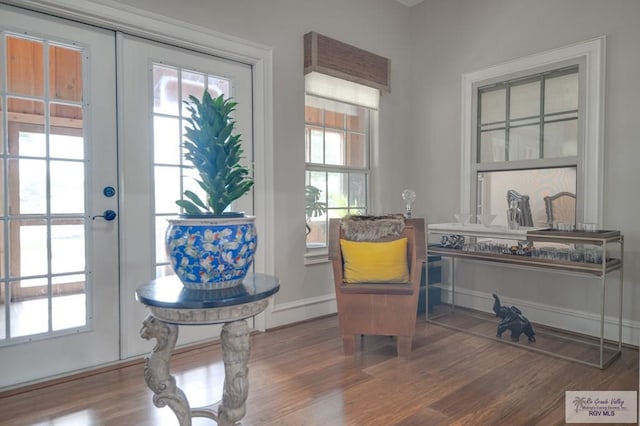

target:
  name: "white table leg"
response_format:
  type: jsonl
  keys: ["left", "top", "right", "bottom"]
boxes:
{"left": 216, "top": 319, "right": 250, "bottom": 426}
{"left": 140, "top": 315, "right": 191, "bottom": 426}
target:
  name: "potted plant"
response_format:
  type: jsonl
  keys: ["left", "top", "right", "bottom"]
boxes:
{"left": 305, "top": 185, "right": 327, "bottom": 235}
{"left": 165, "top": 90, "right": 257, "bottom": 290}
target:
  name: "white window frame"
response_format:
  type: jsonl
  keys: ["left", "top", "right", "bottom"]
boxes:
{"left": 303, "top": 73, "right": 379, "bottom": 264}
{"left": 461, "top": 37, "right": 605, "bottom": 225}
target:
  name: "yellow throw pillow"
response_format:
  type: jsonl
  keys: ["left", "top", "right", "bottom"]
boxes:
{"left": 340, "top": 238, "right": 410, "bottom": 283}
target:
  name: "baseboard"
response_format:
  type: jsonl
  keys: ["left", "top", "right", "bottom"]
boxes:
{"left": 270, "top": 294, "right": 337, "bottom": 328}
{"left": 434, "top": 285, "right": 640, "bottom": 346}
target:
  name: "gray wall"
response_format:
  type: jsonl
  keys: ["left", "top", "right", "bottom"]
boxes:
{"left": 112, "top": 0, "right": 639, "bottom": 340}
{"left": 111, "top": 0, "right": 415, "bottom": 322}
{"left": 408, "top": 0, "right": 640, "bottom": 342}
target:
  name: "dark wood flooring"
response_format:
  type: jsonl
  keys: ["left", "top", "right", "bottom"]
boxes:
{"left": 1, "top": 315, "right": 637, "bottom": 425}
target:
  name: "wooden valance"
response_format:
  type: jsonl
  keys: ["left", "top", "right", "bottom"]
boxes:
{"left": 304, "top": 32, "right": 390, "bottom": 93}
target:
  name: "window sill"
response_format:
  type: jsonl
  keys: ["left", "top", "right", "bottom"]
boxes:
{"left": 304, "top": 249, "right": 330, "bottom": 265}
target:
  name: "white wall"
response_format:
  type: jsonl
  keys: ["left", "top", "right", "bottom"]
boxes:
{"left": 109, "top": 0, "right": 415, "bottom": 324}
{"left": 408, "top": 0, "right": 640, "bottom": 343}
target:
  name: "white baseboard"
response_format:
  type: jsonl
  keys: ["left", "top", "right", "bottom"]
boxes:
{"left": 435, "top": 285, "right": 640, "bottom": 346}
{"left": 270, "top": 294, "right": 337, "bottom": 328}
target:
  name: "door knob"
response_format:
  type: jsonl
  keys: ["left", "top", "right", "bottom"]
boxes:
{"left": 92, "top": 210, "right": 117, "bottom": 221}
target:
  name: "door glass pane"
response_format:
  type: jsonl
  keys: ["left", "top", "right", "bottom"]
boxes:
{"left": 544, "top": 120, "right": 578, "bottom": 158}
{"left": 153, "top": 65, "right": 179, "bottom": 115}
{"left": 509, "top": 125, "right": 540, "bottom": 160}
{"left": 12, "top": 158, "right": 47, "bottom": 215}
{"left": 10, "top": 279, "right": 49, "bottom": 338}
{"left": 51, "top": 160, "right": 84, "bottom": 214}
{"left": 2, "top": 33, "right": 89, "bottom": 344}
{"left": 151, "top": 63, "right": 234, "bottom": 271}
{"left": 51, "top": 222, "right": 85, "bottom": 274}
{"left": 510, "top": 80, "right": 540, "bottom": 119}
{"left": 545, "top": 72, "right": 578, "bottom": 114}
{"left": 13, "top": 219, "right": 48, "bottom": 277}
{"left": 50, "top": 130, "right": 84, "bottom": 160}
{"left": 52, "top": 276, "right": 86, "bottom": 331}
{"left": 7, "top": 36, "right": 44, "bottom": 96}
{"left": 154, "top": 165, "right": 181, "bottom": 213}
{"left": 154, "top": 116, "right": 181, "bottom": 165}
{"left": 181, "top": 70, "right": 205, "bottom": 116}
{"left": 16, "top": 126, "right": 46, "bottom": 157}
{"left": 49, "top": 45, "right": 83, "bottom": 101}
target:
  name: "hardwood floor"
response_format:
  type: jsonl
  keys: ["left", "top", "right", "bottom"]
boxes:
{"left": 1, "top": 315, "right": 637, "bottom": 425}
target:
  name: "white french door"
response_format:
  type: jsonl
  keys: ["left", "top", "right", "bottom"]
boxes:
{"left": 117, "top": 34, "right": 254, "bottom": 358}
{"left": 0, "top": 5, "right": 119, "bottom": 387}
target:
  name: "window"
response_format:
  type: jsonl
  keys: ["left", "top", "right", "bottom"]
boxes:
{"left": 303, "top": 71, "right": 380, "bottom": 261}
{"left": 305, "top": 95, "right": 372, "bottom": 254}
{"left": 475, "top": 66, "right": 579, "bottom": 226}
{"left": 461, "top": 37, "right": 605, "bottom": 227}
{"left": 151, "top": 63, "right": 232, "bottom": 278}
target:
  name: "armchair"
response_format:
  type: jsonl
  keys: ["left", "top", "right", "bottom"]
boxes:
{"left": 328, "top": 216, "right": 426, "bottom": 357}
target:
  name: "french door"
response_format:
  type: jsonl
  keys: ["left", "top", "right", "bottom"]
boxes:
{"left": 0, "top": 6, "right": 255, "bottom": 388}
{"left": 0, "top": 5, "right": 119, "bottom": 388}
{"left": 116, "top": 34, "right": 254, "bottom": 358}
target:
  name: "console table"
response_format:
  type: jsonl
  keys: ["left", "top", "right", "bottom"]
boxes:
{"left": 135, "top": 273, "right": 279, "bottom": 426}
{"left": 427, "top": 223, "right": 623, "bottom": 369}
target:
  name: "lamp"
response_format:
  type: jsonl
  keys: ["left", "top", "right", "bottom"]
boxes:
{"left": 402, "top": 189, "right": 416, "bottom": 218}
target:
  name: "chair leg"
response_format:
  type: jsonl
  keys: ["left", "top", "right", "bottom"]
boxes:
{"left": 397, "top": 336, "right": 413, "bottom": 357}
{"left": 342, "top": 335, "right": 356, "bottom": 355}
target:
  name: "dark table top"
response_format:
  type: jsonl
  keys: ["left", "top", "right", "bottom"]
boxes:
{"left": 136, "top": 273, "right": 279, "bottom": 309}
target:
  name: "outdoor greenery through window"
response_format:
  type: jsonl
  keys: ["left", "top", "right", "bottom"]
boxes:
{"left": 305, "top": 95, "right": 370, "bottom": 250}
{"left": 474, "top": 66, "right": 580, "bottom": 226}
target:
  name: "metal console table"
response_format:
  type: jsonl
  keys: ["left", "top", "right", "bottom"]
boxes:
{"left": 426, "top": 223, "right": 623, "bottom": 369}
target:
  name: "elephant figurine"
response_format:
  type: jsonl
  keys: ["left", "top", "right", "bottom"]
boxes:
{"left": 492, "top": 293, "right": 536, "bottom": 343}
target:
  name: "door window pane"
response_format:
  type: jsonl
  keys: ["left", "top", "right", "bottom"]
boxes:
{"left": 51, "top": 223, "right": 85, "bottom": 274}
{"left": 154, "top": 116, "right": 181, "bottom": 165}
{"left": 51, "top": 160, "right": 84, "bottom": 214}
{"left": 2, "top": 33, "right": 89, "bottom": 343}
{"left": 151, "top": 63, "right": 233, "bottom": 271}
{"left": 7, "top": 36, "right": 44, "bottom": 96}
{"left": 49, "top": 45, "right": 83, "bottom": 101}
{"left": 13, "top": 158, "right": 47, "bottom": 215}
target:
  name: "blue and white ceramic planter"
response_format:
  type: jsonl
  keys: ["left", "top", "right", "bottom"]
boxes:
{"left": 166, "top": 215, "right": 257, "bottom": 289}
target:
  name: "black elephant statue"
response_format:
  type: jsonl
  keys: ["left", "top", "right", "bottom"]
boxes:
{"left": 492, "top": 293, "right": 536, "bottom": 343}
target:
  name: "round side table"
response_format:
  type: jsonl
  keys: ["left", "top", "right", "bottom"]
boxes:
{"left": 136, "top": 273, "right": 279, "bottom": 426}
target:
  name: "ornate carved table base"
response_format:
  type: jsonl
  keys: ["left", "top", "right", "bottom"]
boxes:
{"left": 141, "top": 316, "right": 251, "bottom": 426}
{"left": 136, "top": 273, "right": 279, "bottom": 426}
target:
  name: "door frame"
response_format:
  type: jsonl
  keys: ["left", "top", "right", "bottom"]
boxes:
{"left": 4, "top": 0, "right": 276, "bottom": 335}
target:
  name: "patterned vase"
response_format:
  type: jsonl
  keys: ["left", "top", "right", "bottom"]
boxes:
{"left": 165, "top": 215, "right": 257, "bottom": 289}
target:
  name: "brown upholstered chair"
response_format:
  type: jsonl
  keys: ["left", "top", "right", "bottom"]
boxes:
{"left": 328, "top": 217, "right": 426, "bottom": 357}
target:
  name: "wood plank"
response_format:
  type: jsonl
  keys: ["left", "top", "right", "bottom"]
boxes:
{"left": 0, "top": 315, "right": 637, "bottom": 425}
